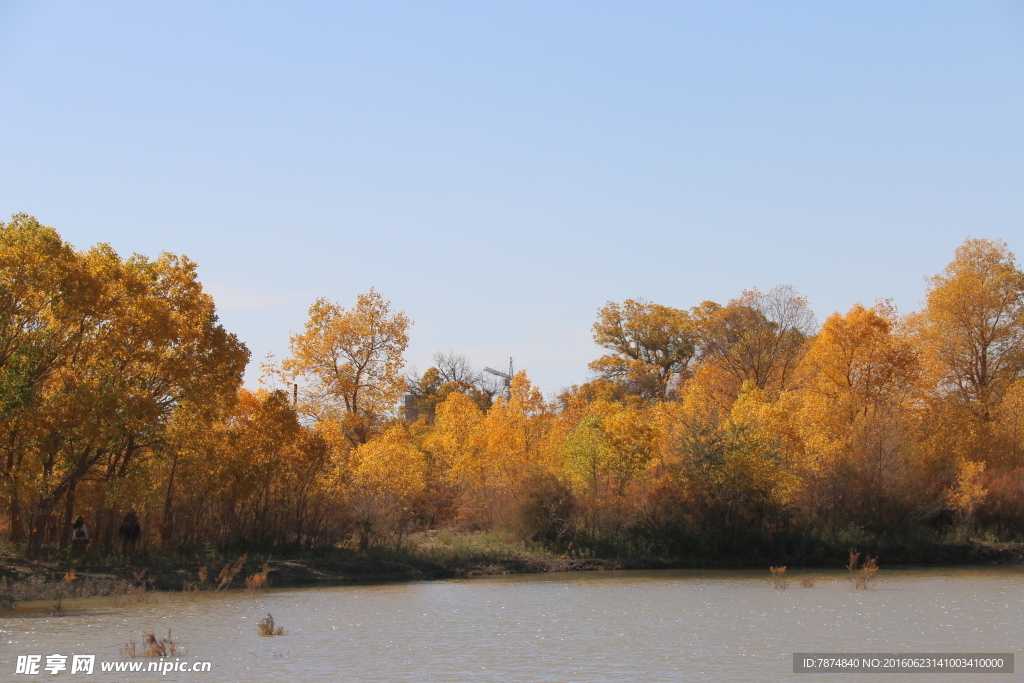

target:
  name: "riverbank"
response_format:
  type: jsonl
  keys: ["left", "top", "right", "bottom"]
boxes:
{"left": 1, "top": 530, "right": 1022, "bottom": 605}
{"left": 0, "top": 532, "right": 606, "bottom": 602}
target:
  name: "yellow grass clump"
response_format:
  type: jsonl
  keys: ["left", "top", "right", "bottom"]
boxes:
{"left": 847, "top": 550, "right": 879, "bottom": 589}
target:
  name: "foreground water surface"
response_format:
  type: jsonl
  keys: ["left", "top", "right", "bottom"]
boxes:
{"left": 1, "top": 566, "right": 1022, "bottom": 681}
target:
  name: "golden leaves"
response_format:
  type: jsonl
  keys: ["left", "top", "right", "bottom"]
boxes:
{"left": 589, "top": 298, "right": 696, "bottom": 400}
{"left": 281, "top": 289, "right": 410, "bottom": 444}
{"left": 350, "top": 426, "right": 426, "bottom": 501}
{"left": 914, "top": 238, "right": 1024, "bottom": 407}
{"left": 560, "top": 401, "right": 658, "bottom": 497}
{"left": 948, "top": 459, "right": 987, "bottom": 515}
{"left": 0, "top": 215, "right": 248, "bottom": 553}
{"left": 421, "top": 391, "right": 485, "bottom": 486}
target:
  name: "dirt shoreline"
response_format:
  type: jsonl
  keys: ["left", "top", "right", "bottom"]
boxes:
{"left": 0, "top": 555, "right": 625, "bottom": 597}
{"left": 1, "top": 537, "right": 1021, "bottom": 604}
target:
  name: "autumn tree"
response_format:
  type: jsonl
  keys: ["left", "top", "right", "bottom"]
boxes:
{"left": 347, "top": 425, "right": 426, "bottom": 548}
{"left": 559, "top": 401, "right": 658, "bottom": 533}
{"left": 0, "top": 215, "right": 84, "bottom": 543}
{"left": 589, "top": 299, "right": 696, "bottom": 401}
{"left": 796, "top": 302, "right": 921, "bottom": 468}
{"left": 561, "top": 402, "right": 657, "bottom": 498}
{"left": 407, "top": 351, "right": 496, "bottom": 416}
{"left": 794, "top": 303, "right": 928, "bottom": 529}
{"left": 947, "top": 458, "right": 987, "bottom": 534}
{"left": 694, "top": 285, "right": 816, "bottom": 403}
{"left": 421, "top": 391, "right": 486, "bottom": 488}
{"left": 476, "top": 372, "right": 555, "bottom": 493}
{"left": 282, "top": 289, "right": 411, "bottom": 445}
{"left": 422, "top": 372, "right": 558, "bottom": 529}
{"left": 0, "top": 215, "right": 248, "bottom": 555}
{"left": 913, "top": 238, "right": 1024, "bottom": 414}
{"left": 166, "top": 388, "right": 340, "bottom": 550}
{"left": 994, "top": 379, "right": 1024, "bottom": 468}
{"left": 671, "top": 384, "right": 800, "bottom": 527}
{"left": 801, "top": 304, "right": 918, "bottom": 406}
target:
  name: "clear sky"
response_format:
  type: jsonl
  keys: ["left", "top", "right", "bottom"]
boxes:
{"left": 2, "top": 1, "right": 1022, "bottom": 394}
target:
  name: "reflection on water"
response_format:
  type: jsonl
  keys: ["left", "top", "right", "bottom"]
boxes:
{"left": 1, "top": 566, "right": 1021, "bottom": 682}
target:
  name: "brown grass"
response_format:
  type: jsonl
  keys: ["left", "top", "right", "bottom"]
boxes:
{"left": 257, "top": 613, "right": 286, "bottom": 636}
{"left": 132, "top": 581, "right": 155, "bottom": 603}
{"left": 107, "top": 581, "right": 130, "bottom": 608}
{"left": 245, "top": 562, "right": 272, "bottom": 596}
{"left": 847, "top": 549, "right": 879, "bottom": 589}
{"left": 217, "top": 555, "right": 247, "bottom": 591}
{"left": 123, "top": 629, "right": 184, "bottom": 658}
{"left": 800, "top": 575, "right": 816, "bottom": 588}
{"left": 769, "top": 565, "right": 788, "bottom": 589}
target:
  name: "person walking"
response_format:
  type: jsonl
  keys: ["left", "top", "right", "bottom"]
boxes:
{"left": 119, "top": 510, "right": 141, "bottom": 553}
{"left": 70, "top": 515, "right": 89, "bottom": 553}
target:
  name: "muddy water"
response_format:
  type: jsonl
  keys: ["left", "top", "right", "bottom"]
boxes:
{"left": 1, "top": 566, "right": 1021, "bottom": 681}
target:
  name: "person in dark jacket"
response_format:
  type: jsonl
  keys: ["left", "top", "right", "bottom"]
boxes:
{"left": 119, "top": 510, "right": 141, "bottom": 553}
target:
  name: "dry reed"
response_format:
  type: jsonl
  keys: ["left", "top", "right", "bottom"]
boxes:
{"left": 131, "top": 579, "right": 156, "bottom": 603}
{"left": 245, "top": 563, "right": 272, "bottom": 596}
{"left": 257, "top": 614, "right": 286, "bottom": 636}
{"left": 217, "top": 555, "right": 247, "bottom": 590}
{"left": 769, "top": 565, "right": 788, "bottom": 589}
{"left": 846, "top": 549, "right": 879, "bottom": 589}
{"left": 123, "top": 629, "right": 184, "bottom": 658}
{"left": 107, "top": 581, "right": 129, "bottom": 608}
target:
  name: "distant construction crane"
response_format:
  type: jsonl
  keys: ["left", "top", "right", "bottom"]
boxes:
{"left": 483, "top": 357, "right": 514, "bottom": 400}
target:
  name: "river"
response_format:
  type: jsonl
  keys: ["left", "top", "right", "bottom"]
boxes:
{"left": 2, "top": 566, "right": 1021, "bottom": 681}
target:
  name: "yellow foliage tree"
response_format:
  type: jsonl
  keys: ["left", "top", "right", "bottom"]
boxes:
{"left": 669, "top": 383, "right": 798, "bottom": 526}
{"left": 589, "top": 299, "right": 696, "bottom": 400}
{"left": 348, "top": 426, "right": 426, "bottom": 547}
{"left": 560, "top": 401, "right": 658, "bottom": 498}
{"left": 909, "top": 239, "right": 1024, "bottom": 473}
{"left": 913, "top": 238, "right": 1024, "bottom": 412}
{"left": 994, "top": 379, "right": 1024, "bottom": 468}
{"left": 472, "top": 372, "right": 554, "bottom": 502}
{"left": 421, "top": 391, "right": 486, "bottom": 488}
{"left": 282, "top": 289, "right": 410, "bottom": 445}
{"left": 796, "top": 303, "right": 920, "bottom": 471}
{"left": 947, "top": 459, "right": 987, "bottom": 533}
{"left": 794, "top": 303, "right": 927, "bottom": 528}
{"left": 694, "top": 286, "right": 816, "bottom": 404}
{"left": 0, "top": 215, "right": 248, "bottom": 555}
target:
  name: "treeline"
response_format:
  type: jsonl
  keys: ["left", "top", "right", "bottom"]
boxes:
{"left": 2, "top": 213, "right": 1023, "bottom": 558}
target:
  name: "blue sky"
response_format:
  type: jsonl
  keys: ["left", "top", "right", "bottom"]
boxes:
{"left": 2, "top": 1, "right": 1022, "bottom": 394}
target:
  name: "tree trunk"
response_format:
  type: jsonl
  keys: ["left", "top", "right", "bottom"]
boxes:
{"left": 59, "top": 481, "right": 77, "bottom": 550}
{"left": 161, "top": 450, "right": 179, "bottom": 546}
{"left": 7, "top": 496, "right": 25, "bottom": 543}
{"left": 26, "top": 499, "right": 54, "bottom": 558}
